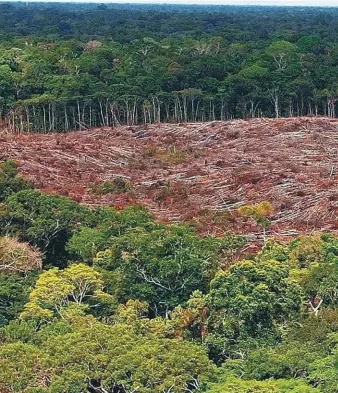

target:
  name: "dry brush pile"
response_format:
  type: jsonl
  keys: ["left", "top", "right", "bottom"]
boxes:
{"left": 0, "top": 236, "right": 42, "bottom": 274}
{"left": 1, "top": 117, "right": 338, "bottom": 240}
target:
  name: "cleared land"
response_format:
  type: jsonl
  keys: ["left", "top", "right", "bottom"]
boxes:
{"left": 1, "top": 117, "right": 338, "bottom": 239}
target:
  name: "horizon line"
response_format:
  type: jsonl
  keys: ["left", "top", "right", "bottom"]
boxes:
{"left": 1, "top": 1, "right": 338, "bottom": 6}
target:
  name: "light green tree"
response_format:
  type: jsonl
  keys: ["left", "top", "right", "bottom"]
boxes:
{"left": 238, "top": 201, "right": 274, "bottom": 240}
{"left": 21, "top": 263, "right": 111, "bottom": 320}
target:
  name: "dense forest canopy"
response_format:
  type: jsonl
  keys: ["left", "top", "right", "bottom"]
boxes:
{"left": 1, "top": 3, "right": 338, "bottom": 41}
{"left": 0, "top": 3, "right": 337, "bottom": 131}
{"left": 1, "top": 162, "right": 338, "bottom": 393}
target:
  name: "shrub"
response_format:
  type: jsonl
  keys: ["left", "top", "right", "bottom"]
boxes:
{"left": 0, "top": 161, "right": 32, "bottom": 201}
{"left": 91, "top": 178, "right": 132, "bottom": 195}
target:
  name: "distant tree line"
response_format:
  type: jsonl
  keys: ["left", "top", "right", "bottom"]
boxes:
{"left": 0, "top": 3, "right": 338, "bottom": 131}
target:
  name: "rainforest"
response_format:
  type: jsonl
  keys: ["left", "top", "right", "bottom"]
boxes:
{"left": 0, "top": 3, "right": 337, "bottom": 131}
{"left": 1, "top": 3, "right": 338, "bottom": 393}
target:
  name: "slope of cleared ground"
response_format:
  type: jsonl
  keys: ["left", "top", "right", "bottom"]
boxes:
{"left": 1, "top": 117, "right": 338, "bottom": 239}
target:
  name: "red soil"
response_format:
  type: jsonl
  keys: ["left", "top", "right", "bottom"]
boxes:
{"left": 1, "top": 117, "right": 338, "bottom": 240}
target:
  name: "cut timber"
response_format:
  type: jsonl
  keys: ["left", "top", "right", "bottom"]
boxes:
{"left": 1, "top": 117, "right": 338, "bottom": 239}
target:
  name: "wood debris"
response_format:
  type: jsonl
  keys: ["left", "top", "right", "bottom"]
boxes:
{"left": 1, "top": 117, "right": 338, "bottom": 239}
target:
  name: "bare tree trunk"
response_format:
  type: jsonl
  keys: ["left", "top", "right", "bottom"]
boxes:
{"left": 269, "top": 88, "right": 280, "bottom": 118}
{"left": 99, "top": 100, "right": 105, "bottom": 126}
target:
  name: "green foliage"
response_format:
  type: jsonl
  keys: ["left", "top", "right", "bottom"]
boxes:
{"left": 0, "top": 341, "right": 41, "bottom": 393}
{"left": 0, "top": 65, "right": 15, "bottom": 116}
{"left": 94, "top": 225, "right": 243, "bottom": 314}
{"left": 2, "top": 189, "right": 93, "bottom": 267}
{"left": 266, "top": 41, "right": 299, "bottom": 70}
{"left": 0, "top": 272, "right": 37, "bottom": 326}
{"left": 256, "top": 238, "right": 289, "bottom": 263}
{"left": 0, "top": 161, "right": 32, "bottom": 202}
{"left": 90, "top": 178, "right": 132, "bottom": 195}
{"left": 288, "top": 234, "right": 324, "bottom": 268}
{"left": 238, "top": 202, "right": 273, "bottom": 238}
{"left": 0, "top": 4, "right": 336, "bottom": 130}
{"left": 21, "top": 263, "right": 112, "bottom": 321}
{"left": 5, "top": 165, "right": 338, "bottom": 391}
{"left": 206, "top": 258, "right": 302, "bottom": 361}
{"left": 209, "top": 258, "right": 302, "bottom": 333}
{"left": 321, "top": 233, "right": 338, "bottom": 264}
{"left": 67, "top": 205, "right": 154, "bottom": 263}
{"left": 298, "top": 36, "right": 324, "bottom": 54}
{"left": 0, "top": 320, "right": 215, "bottom": 393}
{"left": 159, "top": 147, "right": 189, "bottom": 165}
{"left": 206, "top": 377, "right": 318, "bottom": 393}
{"left": 171, "top": 290, "right": 209, "bottom": 342}
{"left": 301, "top": 263, "right": 338, "bottom": 306}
